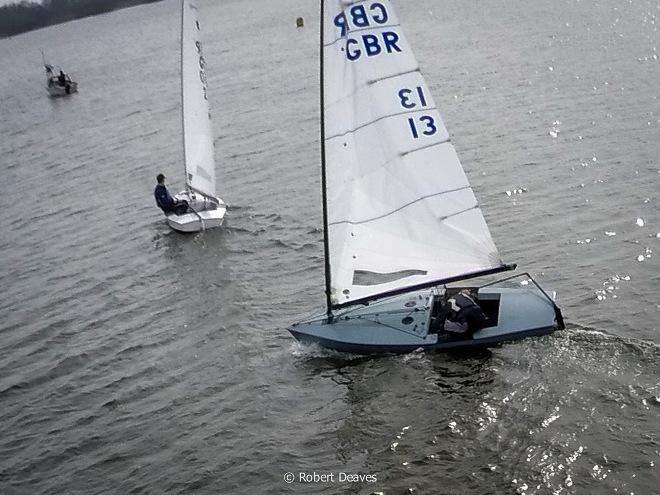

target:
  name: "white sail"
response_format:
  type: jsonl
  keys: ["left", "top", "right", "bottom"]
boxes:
{"left": 323, "top": 0, "right": 504, "bottom": 306}
{"left": 181, "top": 0, "right": 216, "bottom": 198}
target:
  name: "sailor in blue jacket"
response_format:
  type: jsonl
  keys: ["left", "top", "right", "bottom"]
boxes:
{"left": 154, "top": 174, "right": 188, "bottom": 215}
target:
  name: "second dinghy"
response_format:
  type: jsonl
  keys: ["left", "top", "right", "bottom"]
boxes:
{"left": 43, "top": 53, "right": 78, "bottom": 97}
{"left": 165, "top": 0, "right": 226, "bottom": 233}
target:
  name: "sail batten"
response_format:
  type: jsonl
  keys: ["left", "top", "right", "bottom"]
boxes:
{"left": 400, "top": 139, "right": 451, "bottom": 157}
{"left": 329, "top": 187, "right": 475, "bottom": 227}
{"left": 326, "top": 106, "right": 440, "bottom": 140}
{"left": 323, "top": 0, "right": 503, "bottom": 306}
{"left": 366, "top": 68, "right": 420, "bottom": 84}
{"left": 181, "top": 0, "right": 216, "bottom": 198}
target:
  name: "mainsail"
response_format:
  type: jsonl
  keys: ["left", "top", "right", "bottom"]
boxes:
{"left": 181, "top": 0, "right": 216, "bottom": 198}
{"left": 323, "top": 0, "right": 505, "bottom": 307}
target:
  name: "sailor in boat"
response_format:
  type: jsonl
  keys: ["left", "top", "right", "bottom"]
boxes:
{"left": 154, "top": 174, "right": 189, "bottom": 215}
{"left": 58, "top": 70, "right": 67, "bottom": 86}
{"left": 45, "top": 65, "right": 55, "bottom": 87}
{"left": 440, "top": 290, "right": 488, "bottom": 337}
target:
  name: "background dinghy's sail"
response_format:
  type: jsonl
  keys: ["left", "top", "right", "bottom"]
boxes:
{"left": 167, "top": 0, "right": 226, "bottom": 233}
{"left": 288, "top": 0, "right": 564, "bottom": 353}
{"left": 181, "top": 0, "right": 216, "bottom": 200}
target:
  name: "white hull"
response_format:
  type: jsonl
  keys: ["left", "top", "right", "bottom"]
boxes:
{"left": 166, "top": 190, "right": 226, "bottom": 233}
{"left": 167, "top": 208, "right": 226, "bottom": 232}
{"left": 47, "top": 81, "right": 78, "bottom": 97}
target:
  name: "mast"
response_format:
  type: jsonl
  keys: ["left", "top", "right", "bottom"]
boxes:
{"left": 319, "top": 0, "right": 333, "bottom": 319}
{"left": 180, "top": 0, "right": 188, "bottom": 190}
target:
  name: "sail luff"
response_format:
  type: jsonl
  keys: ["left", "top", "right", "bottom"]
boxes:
{"left": 320, "top": 0, "right": 333, "bottom": 318}
{"left": 180, "top": 0, "right": 187, "bottom": 188}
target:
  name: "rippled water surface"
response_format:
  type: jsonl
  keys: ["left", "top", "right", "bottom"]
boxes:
{"left": 1, "top": 0, "right": 658, "bottom": 493}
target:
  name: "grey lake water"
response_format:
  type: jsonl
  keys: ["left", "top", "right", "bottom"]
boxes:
{"left": 1, "top": 0, "right": 658, "bottom": 493}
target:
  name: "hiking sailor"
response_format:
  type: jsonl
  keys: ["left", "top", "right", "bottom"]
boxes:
{"left": 443, "top": 289, "right": 488, "bottom": 336}
{"left": 154, "top": 173, "right": 189, "bottom": 215}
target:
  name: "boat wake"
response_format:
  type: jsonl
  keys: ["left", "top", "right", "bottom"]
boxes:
{"left": 562, "top": 322, "right": 660, "bottom": 353}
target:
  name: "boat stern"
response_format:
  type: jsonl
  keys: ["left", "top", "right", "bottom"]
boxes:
{"left": 471, "top": 286, "right": 562, "bottom": 341}
{"left": 167, "top": 192, "right": 227, "bottom": 232}
{"left": 166, "top": 205, "right": 226, "bottom": 233}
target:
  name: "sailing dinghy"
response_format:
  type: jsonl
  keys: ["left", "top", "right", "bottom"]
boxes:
{"left": 43, "top": 53, "right": 78, "bottom": 97}
{"left": 288, "top": 0, "right": 565, "bottom": 353}
{"left": 166, "top": 0, "right": 226, "bottom": 233}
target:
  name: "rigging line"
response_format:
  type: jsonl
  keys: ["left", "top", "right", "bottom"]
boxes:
{"left": 478, "top": 272, "right": 565, "bottom": 330}
{"left": 335, "top": 293, "right": 423, "bottom": 318}
{"left": 189, "top": 205, "right": 206, "bottom": 232}
{"left": 360, "top": 317, "right": 427, "bottom": 338}
{"left": 332, "top": 304, "right": 425, "bottom": 332}
{"left": 326, "top": 107, "right": 440, "bottom": 140}
{"left": 328, "top": 189, "right": 477, "bottom": 227}
{"left": 188, "top": 185, "right": 218, "bottom": 205}
{"left": 324, "top": 23, "right": 402, "bottom": 48}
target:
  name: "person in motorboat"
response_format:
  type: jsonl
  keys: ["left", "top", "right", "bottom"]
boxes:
{"left": 58, "top": 70, "right": 67, "bottom": 86}
{"left": 154, "top": 174, "right": 189, "bottom": 215}
{"left": 441, "top": 289, "right": 488, "bottom": 337}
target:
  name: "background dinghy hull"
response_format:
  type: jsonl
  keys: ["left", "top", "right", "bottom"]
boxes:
{"left": 166, "top": 205, "right": 226, "bottom": 233}
{"left": 166, "top": 190, "right": 226, "bottom": 233}
{"left": 47, "top": 82, "right": 78, "bottom": 97}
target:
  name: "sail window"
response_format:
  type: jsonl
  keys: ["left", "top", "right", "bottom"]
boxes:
{"left": 353, "top": 269, "right": 428, "bottom": 287}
